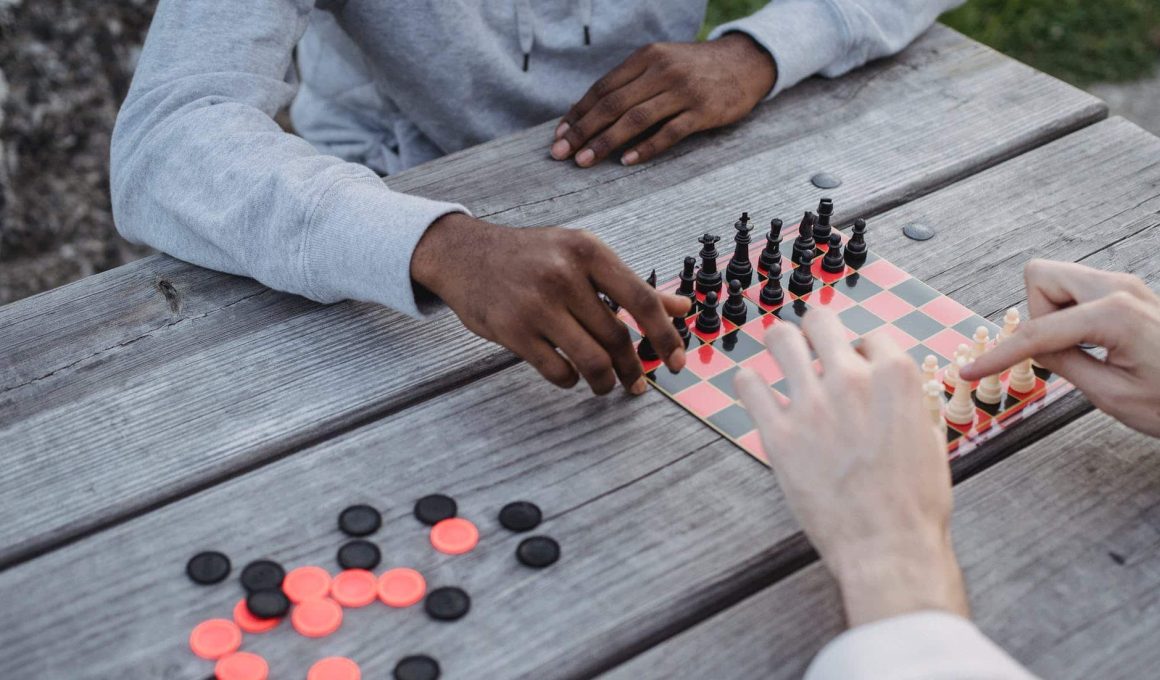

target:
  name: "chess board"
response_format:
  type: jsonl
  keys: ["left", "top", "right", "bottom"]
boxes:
{"left": 618, "top": 221, "right": 1074, "bottom": 464}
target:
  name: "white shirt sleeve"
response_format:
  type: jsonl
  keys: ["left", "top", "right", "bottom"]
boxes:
{"left": 805, "top": 611, "right": 1039, "bottom": 680}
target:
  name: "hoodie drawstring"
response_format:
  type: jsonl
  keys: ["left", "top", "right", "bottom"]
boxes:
{"left": 516, "top": 0, "right": 592, "bottom": 72}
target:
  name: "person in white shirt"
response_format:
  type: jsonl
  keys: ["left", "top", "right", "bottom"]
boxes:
{"left": 732, "top": 259, "right": 1160, "bottom": 678}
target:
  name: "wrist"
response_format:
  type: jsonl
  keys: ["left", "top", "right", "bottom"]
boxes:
{"left": 715, "top": 32, "right": 777, "bottom": 102}
{"left": 830, "top": 530, "right": 969, "bottom": 627}
{"left": 411, "top": 212, "right": 494, "bottom": 299}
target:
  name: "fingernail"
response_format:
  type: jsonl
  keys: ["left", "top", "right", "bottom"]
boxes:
{"left": 555, "top": 121, "right": 569, "bottom": 139}
{"left": 576, "top": 149, "right": 595, "bottom": 166}
{"left": 629, "top": 377, "right": 648, "bottom": 395}
{"left": 551, "top": 139, "right": 571, "bottom": 160}
{"left": 621, "top": 150, "right": 639, "bottom": 166}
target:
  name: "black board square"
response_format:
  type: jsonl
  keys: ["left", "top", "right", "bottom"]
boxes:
{"left": 714, "top": 330, "right": 765, "bottom": 362}
{"left": 708, "top": 365, "right": 742, "bottom": 399}
{"left": 839, "top": 306, "right": 886, "bottom": 335}
{"left": 708, "top": 404, "right": 756, "bottom": 439}
{"left": 834, "top": 273, "right": 883, "bottom": 302}
{"left": 895, "top": 310, "right": 944, "bottom": 341}
{"left": 649, "top": 367, "right": 701, "bottom": 395}
{"left": 890, "top": 277, "right": 941, "bottom": 306}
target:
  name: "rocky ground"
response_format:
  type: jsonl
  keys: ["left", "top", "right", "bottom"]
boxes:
{"left": 0, "top": 0, "right": 1157, "bottom": 305}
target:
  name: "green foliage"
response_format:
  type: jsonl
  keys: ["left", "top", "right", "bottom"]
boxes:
{"left": 703, "top": 0, "right": 1160, "bottom": 85}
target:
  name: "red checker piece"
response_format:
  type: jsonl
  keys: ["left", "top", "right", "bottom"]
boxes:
{"left": 283, "top": 565, "right": 332, "bottom": 603}
{"left": 308, "top": 656, "right": 361, "bottom": 680}
{"left": 215, "top": 652, "right": 269, "bottom": 680}
{"left": 190, "top": 619, "right": 242, "bottom": 660}
{"left": 233, "top": 598, "right": 279, "bottom": 634}
{"left": 292, "top": 597, "right": 344, "bottom": 638}
{"left": 431, "top": 517, "right": 479, "bottom": 555}
{"left": 331, "top": 569, "right": 379, "bottom": 608}
{"left": 378, "top": 568, "right": 427, "bottom": 608}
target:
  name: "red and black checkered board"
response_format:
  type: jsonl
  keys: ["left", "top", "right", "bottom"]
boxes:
{"left": 618, "top": 224, "right": 1073, "bottom": 465}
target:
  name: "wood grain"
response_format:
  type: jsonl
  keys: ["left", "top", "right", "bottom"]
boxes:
{"left": 3, "top": 119, "right": 1160, "bottom": 679}
{"left": 0, "top": 29, "right": 1108, "bottom": 567}
{"left": 603, "top": 412, "right": 1160, "bottom": 680}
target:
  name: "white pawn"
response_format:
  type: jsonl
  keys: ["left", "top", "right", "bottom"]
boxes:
{"left": 944, "top": 357, "right": 976, "bottom": 426}
{"left": 923, "top": 379, "right": 946, "bottom": 429}
{"left": 922, "top": 354, "right": 939, "bottom": 385}
{"left": 971, "top": 325, "right": 990, "bottom": 360}
{"left": 944, "top": 343, "right": 970, "bottom": 389}
{"left": 976, "top": 366, "right": 1003, "bottom": 405}
{"left": 1008, "top": 357, "right": 1037, "bottom": 393}
{"left": 998, "top": 308, "right": 1020, "bottom": 343}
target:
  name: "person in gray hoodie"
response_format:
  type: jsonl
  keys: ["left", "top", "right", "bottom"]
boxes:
{"left": 111, "top": 0, "right": 960, "bottom": 396}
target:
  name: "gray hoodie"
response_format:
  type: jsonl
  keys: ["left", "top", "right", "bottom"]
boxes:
{"left": 111, "top": 1, "right": 959, "bottom": 317}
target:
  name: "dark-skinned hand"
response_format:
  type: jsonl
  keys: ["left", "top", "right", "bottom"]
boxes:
{"left": 550, "top": 33, "right": 777, "bottom": 167}
{"left": 411, "top": 213, "right": 690, "bottom": 395}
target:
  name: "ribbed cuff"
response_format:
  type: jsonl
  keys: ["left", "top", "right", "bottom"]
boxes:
{"left": 805, "top": 611, "right": 1038, "bottom": 680}
{"left": 302, "top": 176, "right": 469, "bottom": 318}
{"left": 708, "top": 0, "right": 850, "bottom": 99}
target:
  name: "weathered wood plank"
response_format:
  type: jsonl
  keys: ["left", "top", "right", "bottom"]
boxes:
{"left": 603, "top": 411, "right": 1160, "bottom": 680}
{"left": 0, "top": 30, "right": 1108, "bottom": 566}
{"left": 3, "top": 120, "right": 1160, "bottom": 679}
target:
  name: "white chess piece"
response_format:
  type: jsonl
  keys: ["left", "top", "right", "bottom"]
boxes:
{"left": 998, "top": 308, "right": 1020, "bottom": 343}
{"left": 922, "top": 354, "right": 939, "bottom": 385}
{"left": 944, "top": 357, "right": 976, "bottom": 426}
{"left": 924, "top": 379, "right": 946, "bottom": 429}
{"left": 944, "top": 343, "right": 970, "bottom": 388}
{"left": 971, "top": 325, "right": 990, "bottom": 360}
{"left": 1008, "top": 357, "right": 1037, "bottom": 393}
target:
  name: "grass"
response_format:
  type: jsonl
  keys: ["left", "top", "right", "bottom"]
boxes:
{"left": 704, "top": 0, "right": 1160, "bottom": 85}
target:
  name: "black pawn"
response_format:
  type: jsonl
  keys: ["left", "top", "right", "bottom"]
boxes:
{"left": 792, "top": 212, "right": 816, "bottom": 266}
{"left": 722, "top": 280, "right": 748, "bottom": 325}
{"left": 758, "top": 219, "right": 783, "bottom": 274}
{"left": 695, "top": 291, "right": 721, "bottom": 334}
{"left": 822, "top": 232, "right": 845, "bottom": 273}
{"left": 676, "top": 256, "right": 697, "bottom": 306}
{"left": 788, "top": 252, "right": 815, "bottom": 296}
{"left": 844, "top": 218, "right": 868, "bottom": 267}
{"left": 673, "top": 315, "right": 691, "bottom": 348}
{"left": 813, "top": 197, "right": 834, "bottom": 244}
{"left": 637, "top": 269, "right": 661, "bottom": 361}
{"left": 725, "top": 217, "right": 754, "bottom": 287}
{"left": 759, "top": 262, "right": 785, "bottom": 307}
{"left": 695, "top": 233, "right": 723, "bottom": 295}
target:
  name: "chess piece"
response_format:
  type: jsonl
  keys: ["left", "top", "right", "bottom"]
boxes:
{"left": 672, "top": 315, "right": 692, "bottom": 348}
{"left": 725, "top": 216, "right": 754, "bottom": 287}
{"left": 636, "top": 269, "right": 661, "bottom": 360}
{"left": 944, "top": 357, "right": 976, "bottom": 426}
{"left": 722, "top": 280, "right": 748, "bottom": 325}
{"left": 792, "top": 212, "right": 816, "bottom": 266}
{"left": 758, "top": 219, "right": 783, "bottom": 274}
{"left": 843, "top": 218, "right": 868, "bottom": 267}
{"left": 675, "top": 256, "right": 697, "bottom": 307}
{"left": 759, "top": 262, "right": 785, "bottom": 307}
{"left": 998, "top": 308, "right": 1020, "bottom": 343}
{"left": 696, "top": 291, "right": 722, "bottom": 334}
{"left": 923, "top": 379, "right": 946, "bottom": 429}
{"left": 922, "top": 354, "right": 939, "bottom": 385}
{"left": 787, "top": 252, "right": 815, "bottom": 296}
{"left": 971, "top": 326, "right": 990, "bottom": 360}
{"left": 695, "top": 234, "right": 723, "bottom": 295}
{"left": 944, "top": 343, "right": 970, "bottom": 389}
{"left": 821, "top": 232, "right": 845, "bottom": 273}
{"left": 975, "top": 369, "right": 1003, "bottom": 405}
{"left": 1008, "top": 357, "right": 1036, "bottom": 393}
{"left": 813, "top": 197, "right": 833, "bottom": 244}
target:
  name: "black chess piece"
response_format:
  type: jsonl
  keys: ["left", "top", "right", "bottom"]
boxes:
{"left": 695, "top": 233, "right": 723, "bottom": 295}
{"left": 844, "top": 218, "right": 868, "bottom": 267}
{"left": 675, "top": 256, "right": 697, "bottom": 309}
{"left": 636, "top": 334, "right": 659, "bottom": 361}
{"left": 759, "top": 261, "right": 785, "bottom": 307}
{"left": 673, "top": 314, "right": 692, "bottom": 348}
{"left": 722, "top": 279, "right": 748, "bottom": 325}
{"left": 758, "top": 219, "right": 783, "bottom": 274}
{"left": 792, "top": 212, "right": 817, "bottom": 266}
{"left": 695, "top": 291, "right": 722, "bottom": 334}
{"left": 813, "top": 198, "right": 834, "bottom": 244}
{"left": 646, "top": 268, "right": 657, "bottom": 289}
{"left": 788, "top": 252, "right": 815, "bottom": 296}
{"left": 822, "top": 232, "right": 845, "bottom": 273}
{"left": 725, "top": 217, "right": 754, "bottom": 287}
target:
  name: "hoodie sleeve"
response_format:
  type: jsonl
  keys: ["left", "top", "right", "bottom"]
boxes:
{"left": 707, "top": 0, "right": 966, "bottom": 98}
{"left": 804, "top": 611, "right": 1040, "bottom": 680}
{"left": 110, "top": 0, "right": 468, "bottom": 317}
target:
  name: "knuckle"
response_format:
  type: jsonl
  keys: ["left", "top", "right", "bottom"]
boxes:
{"left": 590, "top": 77, "right": 613, "bottom": 100}
{"left": 566, "top": 120, "right": 588, "bottom": 143}
{"left": 588, "top": 135, "right": 613, "bottom": 157}
{"left": 595, "top": 93, "right": 623, "bottom": 117}
{"left": 624, "top": 106, "right": 652, "bottom": 129}
{"left": 566, "top": 229, "right": 601, "bottom": 260}
{"left": 1105, "top": 290, "right": 1138, "bottom": 313}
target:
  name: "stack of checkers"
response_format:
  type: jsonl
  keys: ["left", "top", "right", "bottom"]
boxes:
{"left": 184, "top": 493, "right": 562, "bottom": 680}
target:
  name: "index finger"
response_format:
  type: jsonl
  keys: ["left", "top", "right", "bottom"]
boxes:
{"left": 591, "top": 257, "right": 689, "bottom": 372}
{"left": 560, "top": 56, "right": 648, "bottom": 131}
{"left": 960, "top": 302, "right": 1109, "bottom": 380}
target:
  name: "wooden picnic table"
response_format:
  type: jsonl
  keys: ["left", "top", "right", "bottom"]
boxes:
{"left": 1, "top": 24, "right": 1158, "bottom": 679}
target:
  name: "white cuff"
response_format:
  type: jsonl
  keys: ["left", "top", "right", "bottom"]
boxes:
{"left": 805, "top": 611, "right": 1039, "bottom": 680}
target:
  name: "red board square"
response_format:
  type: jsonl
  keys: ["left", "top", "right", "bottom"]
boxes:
{"left": 811, "top": 258, "right": 847, "bottom": 284}
{"left": 740, "top": 350, "right": 783, "bottom": 385}
{"left": 920, "top": 296, "right": 974, "bottom": 326}
{"left": 737, "top": 430, "right": 769, "bottom": 464}
{"left": 860, "top": 291, "right": 914, "bottom": 322}
{"left": 858, "top": 260, "right": 909, "bottom": 289}
{"left": 925, "top": 328, "right": 974, "bottom": 361}
{"left": 673, "top": 381, "right": 734, "bottom": 418}
{"left": 740, "top": 314, "right": 779, "bottom": 343}
{"left": 865, "top": 324, "right": 919, "bottom": 350}
{"left": 805, "top": 286, "right": 856, "bottom": 313}
{"left": 685, "top": 344, "right": 736, "bottom": 379}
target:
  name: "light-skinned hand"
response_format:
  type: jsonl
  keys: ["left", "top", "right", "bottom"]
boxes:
{"left": 734, "top": 309, "right": 968, "bottom": 627}
{"left": 550, "top": 34, "right": 776, "bottom": 167}
{"left": 411, "top": 213, "right": 689, "bottom": 395}
{"left": 961, "top": 259, "right": 1160, "bottom": 437}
